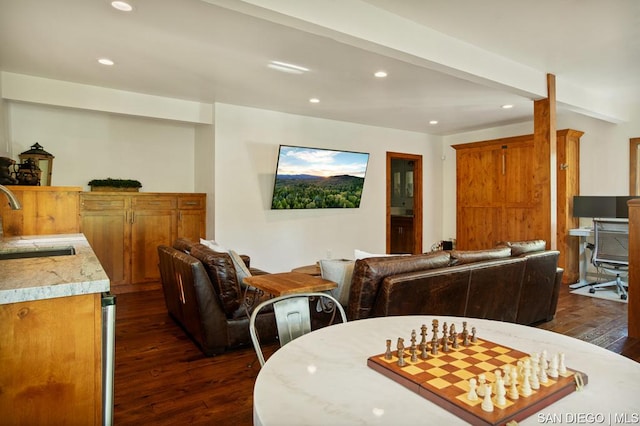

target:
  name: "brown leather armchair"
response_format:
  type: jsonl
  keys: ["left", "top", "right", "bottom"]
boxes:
{"left": 158, "top": 240, "right": 277, "bottom": 356}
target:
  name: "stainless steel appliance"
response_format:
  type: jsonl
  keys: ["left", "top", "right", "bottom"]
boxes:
{"left": 102, "top": 292, "right": 116, "bottom": 426}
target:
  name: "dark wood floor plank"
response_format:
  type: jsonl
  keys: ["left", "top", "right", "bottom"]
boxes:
{"left": 113, "top": 283, "right": 639, "bottom": 425}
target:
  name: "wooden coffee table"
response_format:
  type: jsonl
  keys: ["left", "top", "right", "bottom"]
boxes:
{"left": 245, "top": 272, "right": 340, "bottom": 348}
{"left": 290, "top": 264, "right": 321, "bottom": 276}
{"left": 244, "top": 272, "right": 336, "bottom": 296}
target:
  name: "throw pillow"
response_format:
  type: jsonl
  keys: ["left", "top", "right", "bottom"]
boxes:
{"left": 502, "top": 239, "right": 547, "bottom": 256}
{"left": 199, "top": 238, "right": 228, "bottom": 253}
{"left": 319, "top": 259, "right": 355, "bottom": 306}
{"left": 449, "top": 247, "right": 512, "bottom": 265}
{"left": 229, "top": 249, "right": 252, "bottom": 286}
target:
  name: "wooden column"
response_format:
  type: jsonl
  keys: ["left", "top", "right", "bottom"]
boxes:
{"left": 628, "top": 199, "right": 640, "bottom": 338}
{"left": 533, "top": 74, "right": 557, "bottom": 249}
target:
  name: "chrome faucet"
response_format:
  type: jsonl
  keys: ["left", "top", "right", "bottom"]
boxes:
{"left": 0, "top": 185, "right": 21, "bottom": 210}
{"left": 0, "top": 184, "right": 22, "bottom": 238}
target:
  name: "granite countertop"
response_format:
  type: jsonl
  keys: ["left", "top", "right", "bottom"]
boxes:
{"left": 0, "top": 234, "right": 110, "bottom": 305}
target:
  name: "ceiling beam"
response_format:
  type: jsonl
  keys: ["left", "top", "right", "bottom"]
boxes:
{"left": 203, "top": 0, "right": 628, "bottom": 124}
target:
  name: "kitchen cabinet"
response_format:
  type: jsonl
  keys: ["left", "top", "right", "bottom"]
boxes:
{"left": 390, "top": 215, "right": 414, "bottom": 254}
{"left": 80, "top": 192, "right": 206, "bottom": 292}
{"left": 0, "top": 293, "right": 103, "bottom": 424}
{"left": 0, "top": 186, "right": 81, "bottom": 236}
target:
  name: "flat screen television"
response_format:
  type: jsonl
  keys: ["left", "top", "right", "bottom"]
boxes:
{"left": 271, "top": 145, "right": 370, "bottom": 209}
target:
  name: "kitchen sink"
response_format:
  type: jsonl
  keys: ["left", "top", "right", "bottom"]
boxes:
{"left": 0, "top": 246, "right": 76, "bottom": 260}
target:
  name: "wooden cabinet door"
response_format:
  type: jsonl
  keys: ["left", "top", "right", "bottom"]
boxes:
{"left": 0, "top": 294, "right": 102, "bottom": 424}
{"left": 177, "top": 195, "right": 206, "bottom": 241}
{"left": 390, "top": 216, "right": 414, "bottom": 254}
{"left": 131, "top": 208, "right": 177, "bottom": 284}
{"left": 502, "top": 141, "right": 539, "bottom": 243}
{"left": 1, "top": 186, "right": 81, "bottom": 236}
{"left": 80, "top": 196, "right": 130, "bottom": 286}
{"left": 455, "top": 145, "right": 504, "bottom": 249}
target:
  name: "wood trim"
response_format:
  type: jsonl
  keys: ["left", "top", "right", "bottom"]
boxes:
{"left": 386, "top": 152, "right": 423, "bottom": 254}
{"left": 630, "top": 138, "right": 640, "bottom": 196}
{"left": 628, "top": 199, "right": 640, "bottom": 338}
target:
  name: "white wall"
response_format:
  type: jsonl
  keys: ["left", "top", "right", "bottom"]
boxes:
{"left": 213, "top": 103, "right": 443, "bottom": 272}
{"left": 6, "top": 101, "right": 196, "bottom": 192}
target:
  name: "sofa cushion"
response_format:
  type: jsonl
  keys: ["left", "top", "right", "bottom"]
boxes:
{"left": 173, "top": 237, "right": 196, "bottom": 253}
{"left": 200, "top": 238, "right": 228, "bottom": 253}
{"left": 189, "top": 243, "right": 241, "bottom": 316}
{"left": 450, "top": 247, "right": 511, "bottom": 265}
{"left": 320, "top": 259, "right": 355, "bottom": 306}
{"left": 501, "top": 239, "right": 547, "bottom": 256}
{"left": 229, "top": 249, "right": 252, "bottom": 285}
{"left": 348, "top": 251, "right": 451, "bottom": 320}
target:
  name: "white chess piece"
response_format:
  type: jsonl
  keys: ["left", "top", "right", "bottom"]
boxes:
{"left": 521, "top": 368, "right": 532, "bottom": 397}
{"left": 548, "top": 354, "right": 559, "bottom": 379}
{"left": 508, "top": 369, "right": 520, "bottom": 400}
{"left": 503, "top": 365, "right": 511, "bottom": 387}
{"left": 493, "top": 370, "right": 502, "bottom": 391}
{"left": 539, "top": 363, "right": 548, "bottom": 384}
{"left": 540, "top": 350, "right": 549, "bottom": 371}
{"left": 558, "top": 353, "right": 567, "bottom": 375}
{"left": 530, "top": 362, "right": 540, "bottom": 390}
{"left": 495, "top": 378, "right": 507, "bottom": 407}
{"left": 467, "top": 378, "right": 478, "bottom": 401}
{"left": 481, "top": 384, "right": 494, "bottom": 412}
{"left": 477, "top": 374, "right": 486, "bottom": 397}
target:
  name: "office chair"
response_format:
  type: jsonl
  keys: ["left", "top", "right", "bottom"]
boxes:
{"left": 589, "top": 219, "right": 628, "bottom": 300}
{"left": 249, "top": 292, "right": 347, "bottom": 367}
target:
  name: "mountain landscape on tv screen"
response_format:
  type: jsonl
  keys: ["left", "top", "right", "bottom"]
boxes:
{"left": 271, "top": 174, "right": 365, "bottom": 209}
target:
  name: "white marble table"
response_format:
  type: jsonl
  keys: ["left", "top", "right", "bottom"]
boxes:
{"left": 254, "top": 316, "right": 640, "bottom": 425}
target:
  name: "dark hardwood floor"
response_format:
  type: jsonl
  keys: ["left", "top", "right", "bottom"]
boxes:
{"left": 114, "top": 284, "right": 640, "bottom": 425}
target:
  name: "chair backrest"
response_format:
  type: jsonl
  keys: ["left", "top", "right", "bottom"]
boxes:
{"left": 592, "top": 219, "right": 629, "bottom": 268}
{"left": 249, "top": 292, "right": 347, "bottom": 367}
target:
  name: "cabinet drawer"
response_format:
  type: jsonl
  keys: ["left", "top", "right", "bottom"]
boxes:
{"left": 132, "top": 197, "right": 177, "bottom": 210}
{"left": 178, "top": 196, "right": 205, "bottom": 210}
{"left": 81, "top": 196, "right": 128, "bottom": 210}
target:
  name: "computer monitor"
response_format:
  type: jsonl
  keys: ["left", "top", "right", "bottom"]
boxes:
{"left": 573, "top": 196, "right": 635, "bottom": 218}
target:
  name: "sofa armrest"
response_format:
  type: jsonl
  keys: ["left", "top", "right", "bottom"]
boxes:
{"left": 158, "top": 245, "right": 230, "bottom": 355}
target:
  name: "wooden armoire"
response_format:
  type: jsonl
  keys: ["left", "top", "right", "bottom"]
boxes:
{"left": 453, "top": 129, "right": 583, "bottom": 282}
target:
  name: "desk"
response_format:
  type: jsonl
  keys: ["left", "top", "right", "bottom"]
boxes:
{"left": 568, "top": 227, "right": 594, "bottom": 288}
{"left": 254, "top": 316, "right": 640, "bottom": 425}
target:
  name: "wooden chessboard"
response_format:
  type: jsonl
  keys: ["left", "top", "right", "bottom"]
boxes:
{"left": 367, "top": 332, "right": 588, "bottom": 426}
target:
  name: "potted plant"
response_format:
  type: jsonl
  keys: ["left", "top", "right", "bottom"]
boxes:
{"left": 88, "top": 178, "right": 142, "bottom": 192}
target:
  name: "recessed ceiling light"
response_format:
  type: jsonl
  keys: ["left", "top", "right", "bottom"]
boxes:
{"left": 429, "top": 120, "right": 438, "bottom": 125}
{"left": 268, "top": 60, "right": 309, "bottom": 74}
{"left": 98, "top": 58, "right": 114, "bottom": 66}
{"left": 374, "top": 70, "right": 387, "bottom": 78}
{"left": 111, "top": 1, "right": 133, "bottom": 11}
{"left": 501, "top": 104, "right": 514, "bottom": 109}
{"left": 309, "top": 98, "right": 320, "bottom": 104}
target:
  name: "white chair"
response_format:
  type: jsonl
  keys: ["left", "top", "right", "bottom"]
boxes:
{"left": 589, "top": 219, "right": 628, "bottom": 300}
{"left": 249, "top": 292, "right": 347, "bottom": 367}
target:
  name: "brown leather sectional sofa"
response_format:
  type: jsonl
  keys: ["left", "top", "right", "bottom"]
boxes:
{"left": 158, "top": 238, "right": 561, "bottom": 356}
{"left": 158, "top": 239, "right": 278, "bottom": 356}
{"left": 347, "top": 240, "right": 563, "bottom": 325}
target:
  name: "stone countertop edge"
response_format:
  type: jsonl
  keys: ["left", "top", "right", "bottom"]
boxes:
{"left": 0, "top": 234, "right": 110, "bottom": 305}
